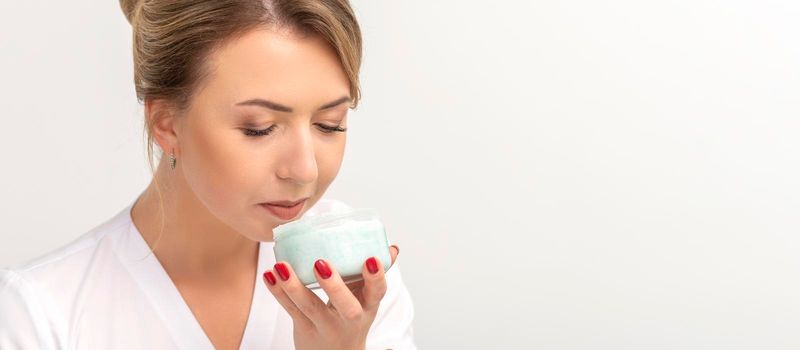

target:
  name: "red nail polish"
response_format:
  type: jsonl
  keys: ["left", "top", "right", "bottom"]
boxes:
{"left": 366, "top": 257, "right": 379, "bottom": 274}
{"left": 263, "top": 271, "right": 277, "bottom": 286}
{"left": 314, "top": 259, "right": 332, "bottom": 279}
{"left": 274, "top": 263, "right": 290, "bottom": 281}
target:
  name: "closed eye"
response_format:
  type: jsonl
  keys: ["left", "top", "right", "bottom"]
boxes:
{"left": 241, "top": 123, "right": 347, "bottom": 137}
{"left": 316, "top": 123, "right": 347, "bottom": 133}
{"left": 242, "top": 125, "right": 278, "bottom": 137}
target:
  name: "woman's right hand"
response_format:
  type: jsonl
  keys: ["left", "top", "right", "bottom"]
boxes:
{"left": 262, "top": 245, "right": 400, "bottom": 350}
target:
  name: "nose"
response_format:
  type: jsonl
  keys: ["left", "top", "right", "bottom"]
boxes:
{"left": 275, "top": 124, "right": 318, "bottom": 185}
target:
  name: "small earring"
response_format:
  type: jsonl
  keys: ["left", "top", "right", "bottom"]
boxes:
{"left": 169, "top": 149, "right": 176, "bottom": 170}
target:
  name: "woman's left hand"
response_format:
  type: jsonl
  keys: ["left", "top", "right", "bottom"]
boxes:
{"left": 262, "top": 245, "right": 400, "bottom": 350}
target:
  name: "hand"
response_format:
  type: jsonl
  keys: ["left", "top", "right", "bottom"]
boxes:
{"left": 263, "top": 245, "right": 400, "bottom": 350}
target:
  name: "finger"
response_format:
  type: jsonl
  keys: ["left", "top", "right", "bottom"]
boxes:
{"left": 361, "top": 245, "right": 399, "bottom": 312}
{"left": 389, "top": 244, "right": 399, "bottom": 267}
{"left": 329, "top": 245, "right": 398, "bottom": 308}
{"left": 350, "top": 245, "right": 397, "bottom": 299}
{"left": 345, "top": 279, "right": 365, "bottom": 292}
{"left": 333, "top": 279, "right": 365, "bottom": 308}
{"left": 313, "top": 258, "right": 364, "bottom": 321}
{"left": 262, "top": 269, "right": 315, "bottom": 329}
{"left": 273, "top": 261, "right": 333, "bottom": 327}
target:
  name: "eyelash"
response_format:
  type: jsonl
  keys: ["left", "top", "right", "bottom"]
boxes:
{"left": 242, "top": 124, "right": 347, "bottom": 137}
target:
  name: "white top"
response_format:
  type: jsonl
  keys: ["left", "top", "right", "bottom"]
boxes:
{"left": 0, "top": 197, "right": 417, "bottom": 350}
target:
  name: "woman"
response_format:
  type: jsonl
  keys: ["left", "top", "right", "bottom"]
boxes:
{"left": 0, "top": 1, "right": 417, "bottom": 349}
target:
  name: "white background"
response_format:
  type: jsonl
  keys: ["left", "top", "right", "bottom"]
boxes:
{"left": 1, "top": 1, "right": 799, "bottom": 348}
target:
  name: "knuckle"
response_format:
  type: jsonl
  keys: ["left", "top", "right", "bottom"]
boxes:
{"left": 326, "top": 281, "right": 349, "bottom": 296}
{"left": 285, "top": 303, "right": 305, "bottom": 318}
{"left": 342, "top": 308, "right": 363, "bottom": 321}
{"left": 293, "top": 318, "right": 314, "bottom": 331}
{"left": 297, "top": 300, "right": 322, "bottom": 318}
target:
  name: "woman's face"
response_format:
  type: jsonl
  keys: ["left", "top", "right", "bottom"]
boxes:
{"left": 169, "top": 28, "right": 350, "bottom": 241}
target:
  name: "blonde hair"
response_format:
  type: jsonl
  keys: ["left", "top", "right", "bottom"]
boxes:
{"left": 119, "top": 0, "right": 363, "bottom": 253}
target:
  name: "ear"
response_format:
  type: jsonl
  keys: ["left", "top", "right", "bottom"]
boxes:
{"left": 145, "top": 98, "right": 181, "bottom": 157}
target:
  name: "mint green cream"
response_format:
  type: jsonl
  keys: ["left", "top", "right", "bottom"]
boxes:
{"left": 272, "top": 208, "right": 391, "bottom": 289}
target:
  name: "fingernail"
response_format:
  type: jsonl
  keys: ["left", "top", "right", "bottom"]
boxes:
{"left": 263, "top": 271, "right": 277, "bottom": 286}
{"left": 314, "top": 259, "right": 332, "bottom": 279}
{"left": 366, "top": 257, "right": 379, "bottom": 274}
{"left": 391, "top": 244, "right": 400, "bottom": 256}
{"left": 274, "top": 262, "right": 290, "bottom": 281}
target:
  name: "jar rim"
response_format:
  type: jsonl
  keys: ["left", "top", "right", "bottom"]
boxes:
{"left": 273, "top": 207, "right": 381, "bottom": 241}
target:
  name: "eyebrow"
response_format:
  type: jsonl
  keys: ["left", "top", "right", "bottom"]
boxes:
{"left": 235, "top": 95, "right": 351, "bottom": 113}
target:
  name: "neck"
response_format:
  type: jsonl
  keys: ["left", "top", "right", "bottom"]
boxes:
{"left": 130, "top": 161, "right": 259, "bottom": 279}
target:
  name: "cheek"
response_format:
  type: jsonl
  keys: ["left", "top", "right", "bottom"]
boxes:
{"left": 182, "top": 122, "right": 265, "bottom": 211}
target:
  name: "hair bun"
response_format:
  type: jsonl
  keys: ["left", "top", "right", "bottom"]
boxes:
{"left": 119, "top": 0, "right": 141, "bottom": 25}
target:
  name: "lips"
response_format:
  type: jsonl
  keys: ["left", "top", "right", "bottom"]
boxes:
{"left": 265, "top": 198, "right": 307, "bottom": 207}
{"left": 260, "top": 198, "right": 307, "bottom": 220}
